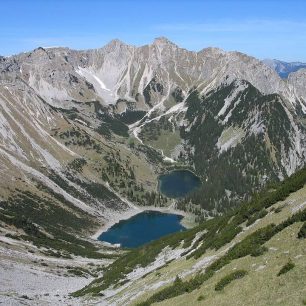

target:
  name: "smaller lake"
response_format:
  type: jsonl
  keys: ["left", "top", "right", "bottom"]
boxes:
{"left": 98, "top": 211, "right": 185, "bottom": 248}
{"left": 158, "top": 170, "right": 201, "bottom": 198}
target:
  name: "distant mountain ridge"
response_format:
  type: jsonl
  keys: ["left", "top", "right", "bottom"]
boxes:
{"left": 263, "top": 58, "right": 306, "bottom": 78}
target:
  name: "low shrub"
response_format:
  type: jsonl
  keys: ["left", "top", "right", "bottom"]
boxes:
{"left": 215, "top": 270, "right": 248, "bottom": 291}
{"left": 197, "top": 294, "right": 205, "bottom": 301}
{"left": 277, "top": 261, "right": 295, "bottom": 276}
{"left": 297, "top": 222, "right": 306, "bottom": 239}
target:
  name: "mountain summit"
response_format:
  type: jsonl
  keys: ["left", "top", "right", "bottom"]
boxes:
{"left": 152, "top": 36, "right": 179, "bottom": 47}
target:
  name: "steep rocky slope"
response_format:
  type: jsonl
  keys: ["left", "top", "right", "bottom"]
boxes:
{"left": 288, "top": 68, "right": 306, "bottom": 112}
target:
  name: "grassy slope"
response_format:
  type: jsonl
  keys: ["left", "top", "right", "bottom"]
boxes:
{"left": 138, "top": 115, "right": 182, "bottom": 158}
{"left": 99, "top": 168, "right": 305, "bottom": 306}
{"left": 157, "top": 222, "right": 306, "bottom": 306}
{"left": 132, "top": 180, "right": 306, "bottom": 305}
{"left": 72, "top": 168, "right": 306, "bottom": 305}
{"left": 144, "top": 130, "right": 181, "bottom": 158}
{"left": 52, "top": 121, "right": 170, "bottom": 208}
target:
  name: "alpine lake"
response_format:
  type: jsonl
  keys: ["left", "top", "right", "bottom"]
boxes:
{"left": 98, "top": 170, "right": 201, "bottom": 248}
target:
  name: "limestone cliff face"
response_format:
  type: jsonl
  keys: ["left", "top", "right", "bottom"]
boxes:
{"left": 288, "top": 68, "right": 306, "bottom": 109}
{"left": 1, "top": 37, "right": 305, "bottom": 111}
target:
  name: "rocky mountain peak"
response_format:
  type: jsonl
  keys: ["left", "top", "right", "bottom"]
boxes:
{"left": 152, "top": 36, "right": 178, "bottom": 48}
{"left": 199, "top": 46, "right": 226, "bottom": 57}
{"left": 103, "top": 38, "right": 129, "bottom": 51}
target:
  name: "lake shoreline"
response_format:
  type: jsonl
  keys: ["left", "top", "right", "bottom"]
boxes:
{"left": 158, "top": 167, "right": 201, "bottom": 181}
{"left": 92, "top": 169, "right": 200, "bottom": 244}
{"left": 91, "top": 204, "right": 196, "bottom": 241}
{"left": 158, "top": 169, "right": 201, "bottom": 198}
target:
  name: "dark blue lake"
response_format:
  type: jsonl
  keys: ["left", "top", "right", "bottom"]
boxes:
{"left": 98, "top": 211, "right": 185, "bottom": 248}
{"left": 158, "top": 170, "right": 201, "bottom": 198}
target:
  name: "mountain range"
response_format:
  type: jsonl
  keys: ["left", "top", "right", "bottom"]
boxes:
{"left": 0, "top": 37, "right": 306, "bottom": 305}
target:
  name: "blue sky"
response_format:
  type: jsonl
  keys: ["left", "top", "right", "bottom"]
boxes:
{"left": 1, "top": 0, "right": 306, "bottom": 61}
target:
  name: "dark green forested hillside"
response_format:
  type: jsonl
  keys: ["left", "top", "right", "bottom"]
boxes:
{"left": 177, "top": 81, "right": 303, "bottom": 214}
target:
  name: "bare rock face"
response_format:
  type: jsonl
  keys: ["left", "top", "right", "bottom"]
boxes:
{"left": 288, "top": 68, "right": 306, "bottom": 111}
{"left": 1, "top": 37, "right": 305, "bottom": 112}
